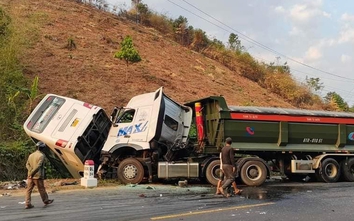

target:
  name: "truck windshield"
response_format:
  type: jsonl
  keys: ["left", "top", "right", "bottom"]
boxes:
{"left": 115, "top": 108, "right": 135, "bottom": 124}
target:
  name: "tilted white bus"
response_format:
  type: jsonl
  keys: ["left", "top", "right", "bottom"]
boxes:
{"left": 23, "top": 94, "right": 111, "bottom": 178}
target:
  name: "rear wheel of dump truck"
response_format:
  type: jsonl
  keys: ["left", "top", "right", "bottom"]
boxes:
{"left": 240, "top": 160, "right": 267, "bottom": 186}
{"left": 316, "top": 158, "right": 340, "bottom": 183}
{"left": 117, "top": 158, "right": 144, "bottom": 184}
{"left": 205, "top": 160, "right": 221, "bottom": 186}
{"left": 340, "top": 158, "right": 354, "bottom": 182}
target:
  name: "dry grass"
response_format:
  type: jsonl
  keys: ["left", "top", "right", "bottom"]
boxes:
{"left": 1, "top": 0, "right": 301, "bottom": 111}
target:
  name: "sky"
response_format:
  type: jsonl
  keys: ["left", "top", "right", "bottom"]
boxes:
{"left": 106, "top": 0, "right": 354, "bottom": 106}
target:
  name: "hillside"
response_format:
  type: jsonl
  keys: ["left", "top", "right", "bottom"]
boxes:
{"left": 2, "top": 0, "right": 297, "bottom": 111}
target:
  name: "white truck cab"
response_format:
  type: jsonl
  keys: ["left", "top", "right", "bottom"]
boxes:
{"left": 102, "top": 87, "right": 192, "bottom": 155}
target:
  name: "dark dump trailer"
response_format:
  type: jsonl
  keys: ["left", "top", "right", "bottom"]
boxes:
{"left": 185, "top": 96, "right": 354, "bottom": 186}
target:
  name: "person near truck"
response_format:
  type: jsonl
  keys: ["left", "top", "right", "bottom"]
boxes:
{"left": 218, "top": 137, "right": 242, "bottom": 197}
{"left": 25, "top": 141, "right": 54, "bottom": 209}
{"left": 215, "top": 150, "right": 239, "bottom": 196}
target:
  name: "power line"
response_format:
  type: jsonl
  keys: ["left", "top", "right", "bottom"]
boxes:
{"left": 174, "top": 0, "right": 354, "bottom": 81}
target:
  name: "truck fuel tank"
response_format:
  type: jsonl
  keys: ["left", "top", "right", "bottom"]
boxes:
{"left": 158, "top": 162, "right": 199, "bottom": 179}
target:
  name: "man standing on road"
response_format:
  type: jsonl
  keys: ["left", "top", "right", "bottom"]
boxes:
{"left": 25, "top": 141, "right": 54, "bottom": 209}
{"left": 215, "top": 149, "right": 240, "bottom": 196}
{"left": 218, "top": 137, "right": 242, "bottom": 197}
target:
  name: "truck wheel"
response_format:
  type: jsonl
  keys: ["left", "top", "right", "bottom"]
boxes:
{"left": 340, "top": 158, "right": 354, "bottom": 182}
{"left": 317, "top": 158, "right": 340, "bottom": 183}
{"left": 117, "top": 158, "right": 144, "bottom": 184}
{"left": 205, "top": 160, "right": 221, "bottom": 186}
{"left": 240, "top": 160, "right": 267, "bottom": 186}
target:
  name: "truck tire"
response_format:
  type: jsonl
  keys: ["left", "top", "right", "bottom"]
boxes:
{"left": 205, "top": 160, "right": 221, "bottom": 186}
{"left": 117, "top": 158, "right": 144, "bottom": 184}
{"left": 317, "top": 158, "right": 340, "bottom": 183}
{"left": 240, "top": 160, "right": 267, "bottom": 186}
{"left": 340, "top": 158, "right": 354, "bottom": 182}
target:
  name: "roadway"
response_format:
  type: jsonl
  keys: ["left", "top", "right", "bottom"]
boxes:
{"left": 0, "top": 180, "right": 353, "bottom": 221}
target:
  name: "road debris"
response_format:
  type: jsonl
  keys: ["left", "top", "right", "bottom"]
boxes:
{"left": 178, "top": 180, "right": 188, "bottom": 187}
{"left": 0, "top": 180, "right": 27, "bottom": 190}
{"left": 146, "top": 186, "right": 155, "bottom": 190}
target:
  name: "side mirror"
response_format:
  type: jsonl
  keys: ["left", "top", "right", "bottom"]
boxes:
{"left": 110, "top": 107, "right": 118, "bottom": 122}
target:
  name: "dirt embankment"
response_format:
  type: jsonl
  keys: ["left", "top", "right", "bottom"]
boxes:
{"left": 2, "top": 0, "right": 295, "bottom": 111}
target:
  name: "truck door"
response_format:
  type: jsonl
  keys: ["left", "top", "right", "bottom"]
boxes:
{"left": 128, "top": 107, "right": 150, "bottom": 143}
{"left": 104, "top": 109, "right": 136, "bottom": 148}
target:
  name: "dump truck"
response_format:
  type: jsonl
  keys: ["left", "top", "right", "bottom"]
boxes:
{"left": 23, "top": 87, "right": 354, "bottom": 186}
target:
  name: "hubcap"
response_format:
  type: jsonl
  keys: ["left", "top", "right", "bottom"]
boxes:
{"left": 123, "top": 164, "right": 138, "bottom": 179}
{"left": 246, "top": 165, "right": 262, "bottom": 180}
{"left": 324, "top": 163, "right": 337, "bottom": 178}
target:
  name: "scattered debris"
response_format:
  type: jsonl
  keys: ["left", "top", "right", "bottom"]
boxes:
{"left": 0, "top": 180, "right": 27, "bottom": 190}
{"left": 178, "top": 180, "right": 188, "bottom": 187}
{"left": 146, "top": 186, "right": 155, "bottom": 190}
{"left": 52, "top": 180, "right": 78, "bottom": 187}
{"left": 18, "top": 201, "right": 26, "bottom": 204}
{"left": 303, "top": 176, "right": 311, "bottom": 182}
{"left": 61, "top": 181, "right": 78, "bottom": 186}
{"left": 1, "top": 193, "right": 11, "bottom": 197}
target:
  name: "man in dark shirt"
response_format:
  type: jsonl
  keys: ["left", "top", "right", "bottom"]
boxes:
{"left": 218, "top": 137, "right": 241, "bottom": 197}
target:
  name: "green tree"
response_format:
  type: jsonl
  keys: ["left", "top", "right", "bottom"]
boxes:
{"left": 191, "top": 29, "right": 209, "bottom": 52}
{"left": 114, "top": 36, "right": 141, "bottom": 82}
{"left": 211, "top": 38, "right": 225, "bottom": 50}
{"left": 0, "top": 7, "right": 28, "bottom": 141}
{"left": 173, "top": 16, "right": 189, "bottom": 45}
{"left": 136, "top": 2, "right": 151, "bottom": 24}
{"left": 324, "top": 91, "right": 349, "bottom": 111}
{"left": 172, "top": 15, "right": 188, "bottom": 30}
{"left": 306, "top": 76, "right": 324, "bottom": 92}
{"left": 228, "top": 33, "right": 243, "bottom": 52}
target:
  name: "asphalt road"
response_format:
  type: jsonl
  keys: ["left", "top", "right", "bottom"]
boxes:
{"left": 1, "top": 180, "right": 354, "bottom": 221}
